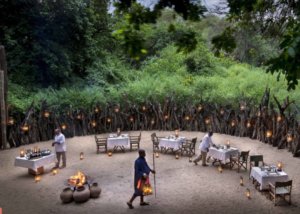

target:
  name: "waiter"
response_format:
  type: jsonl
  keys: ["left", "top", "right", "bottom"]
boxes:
{"left": 52, "top": 128, "right": 66, "bottom": 169}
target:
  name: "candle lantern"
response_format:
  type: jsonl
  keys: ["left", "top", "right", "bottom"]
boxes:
{"left": 142, "top": 106, "right": 147, "bottom": 111}
{"left": 257, "top": 111, "right": 261, "bottom": 117}
{"left": 164, "top": 115, "right": 169, "bottom": 120}
{"left": 240, "top": 176, "right": 244, "bottom": 186}
{"left": 20, "top": 149, "right": 25, "bottom": 157}
{"left": 205, "top": 118, "right": 210, "bottom": 125}
{"left": 52, "top": 169, "right": 58, "bottom": 175}
{"left": 266, "top": 130, "right": 272, "bottom": 138}
{"left": 197, "top": 105, "right": 203, "bottom": 112}
{"left": 76, "top": 114, "right": 82, "bottom": 120}
{"left": 61, "top": 124, "right": 67, "bottom": 130}
{"left": 246, "top": 121, "right": 251, "bottom": 128}
{"left": 7, "top": 117, "right": 14, "bottom": 125}
{"left": 108, "top": 151, "right": 112, "bottom": 157}
{"left": 287, "top": 133, "right": 293, "bottom": 143}
{"left": 226, "top": 140, "right": 230, "bottom": 149}
{"left": 175, "top": 154, "right": 179, "bottom": 159}
{"left": 189, "top": 157, "right": 192, "bottom": 162}
{"left": 114, "top": 107, "right": 119, "bottom": 113}
{"left": 218, "top": 166, "right": 223, "bottom": 173}
{"left": 155, "top": 152, "right": 159, "bottom": 158}
{"left": 185, "top": 116, "right": 190, "bottom": 121}
{"left": 80, "top": 152, "right": 84, "bottom": 160}
{"left": 151, "top": 119, "right": 155, "bottom": 125}
{"left": 277, "top": 115, "right": 282, "bottom": 122}
{"left": 240, "top": 104, "right": 246, "bottom": 111}
{"left": 107, "top": 118, "right": 111, "bottom": 123}
{"left": 94, "top": 107, "right": 99, "bottom": 113}
{"left": 245, "top": 188, "right": 251, "bottom": 199}
{"left": 129, "top": 117, "right": 134, "bottom": 122}
{"left": 117, "top": 128, "right": 121, "bottom": 136}
{"left": 21, "top": 124, "right": 29, "bottom": 132}
{"left": 43, "top": 111, "right": 50, "bottom": 118}
{"left": 231, "top": 120, "right": 236, "bottom": 127}
{"left": 35, "top": 175, "right": 41, "bottom": 183}
{"left": 91, "top": 121, "right": 96, "bottom": 128}
{"left": 277, "top": 161, "right": 283, "bottom": 171}
{"left": 175, "top": 129, "right": 179, "bottom": 138}
{"left": 220, "top": 109, "right": 224, "bottom": 115}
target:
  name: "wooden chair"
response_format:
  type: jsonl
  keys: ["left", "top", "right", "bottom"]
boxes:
{"left": 95, "top": 135, "right": 107, "bottom": 153}
{"left": 230, "top": 150, "right": 250, "bottom": 172}
{"left": 269, "top": 180, "right": 292, "bottom": 206}
{"left": 151, "top": 133, "right": 160, "bottom": 151}
{"left": 181, "top": 138, "right": 197, "bottom": 156}
{"left": 129, "top": 132, "right": 141, "bottom": 151}
{"left": 249, "top": 155, "right": 264, "bottom": 179}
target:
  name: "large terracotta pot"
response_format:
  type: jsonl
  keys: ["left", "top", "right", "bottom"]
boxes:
{"left": 60, "top": 187, "right": 74, "bottom": 203}
{"left": 73, "top": 185, "right": 90, "bottom": 203}
{"left": 90, "top": 183, "right": 101, "bottom": 198}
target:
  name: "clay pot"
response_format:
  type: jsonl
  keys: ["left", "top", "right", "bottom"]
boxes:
{"left": 60, "top": 187, "right": 74, "bottom": 203}
{"left": 90, "top": 183, "right": 101, "bottom": 198}
{"left": 73, "top": 185, "right": 90, "bottom": 203}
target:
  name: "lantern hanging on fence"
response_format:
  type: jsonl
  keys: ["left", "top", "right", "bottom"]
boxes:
{"left": 246, "top": 121, "right": 251, "bottom": 128}
{"left": 205, "top": 118, "right": 210, "bottom": 125}
{"left": 91, "top": 121, "right": 97, "bottom": 128}
{"left": 185, "top": 116, "right": 190, "bottom": 121}
{"left": 43, "top": 111, "right": 50, "bottom": 118}
{"left": 94, "top": 107, "right": 99, "bottom": 113}
{"left": 240, "top": 176, "right": 244, "bottom": 186}
{"left": 277, "top": 115, "right": 282, "bottom": 122}
{"left": 220, "top": 109, "right": 224, "bottom": 115}
{"left": 164, "top": 115, "right": 169, "bottom": 120}
{"left": 197, "top": 105, "right": 203, "bottom": 112}
{"left": 142, "top": 106, "right": 147, "bottom": 111}
{"left": 61, "top": 124, "right": 67, "bottom": 130}
{"left": 151, "top": 119, "right": 155, "bottom": 125}
{"left": 287, "top": 133, "right": 293, "bottom": 143}
{"left": 266, "top": 130, "right": 272, "bottom": 138}
{"left": 21, "top": 124, "right": 29, "bottom": 132}
{"left": 7, "top": 117, "right": 14, "bottom": 125}
{"left": 240, "top": 104, "right": 246, "bottom": 111}
{"left": 245, "top": 188, "right": 251, "bottom": 199}
{"left": 231, "top": 120, "right": 236, "bottom": 127}
{"left": 129, "top": 117, "right": 134, "bottom": 122}
{"left": 80, "top": 152, "right": 84, "bottom": 160}
{"left": 114, "top": 107, "right": 119, "bottom": 113}
{"left": 107, "top": 118, "right": 111, "bottom": 123}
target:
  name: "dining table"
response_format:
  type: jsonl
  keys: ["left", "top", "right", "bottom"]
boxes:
{"left": 250, "top": 166, "right": 289, "bottom": 191}
{"left": 208, "top": 146, "right": 239, "bottom": 166}
{"left": 159, "top": 136, "right": 186, "bottom": 153}
{"left": 107, "top": 134, "right": 130, "bottom": 152}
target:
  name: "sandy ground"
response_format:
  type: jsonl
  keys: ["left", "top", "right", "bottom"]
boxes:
{"left": 0, "top": 131, "right": 299, "bottom": 214}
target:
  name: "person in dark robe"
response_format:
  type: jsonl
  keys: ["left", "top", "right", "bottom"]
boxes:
{"left": 127, "top": 149, "right": 155, "bottom": 209}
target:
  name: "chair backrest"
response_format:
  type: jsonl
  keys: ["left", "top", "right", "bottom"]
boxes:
{"left": 275, "top": 180, "right": 292, "bottom": 189}
{"left": 250, "top": 155, "right": 263, "bottom": 166}
{"left": 95, "top": 135, "right": 107, "bottom": 144}
{"left": 151, "top": 133, "right": 158, "bottom": 143}
{"left": 190, "top": 137, "right": 197, "bottom": 149}
{"left": 240, "top": 151, "right": 250, "bottom": 162}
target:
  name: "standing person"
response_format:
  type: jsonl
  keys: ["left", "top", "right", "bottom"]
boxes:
{"left": 127, "top": 149, "right": 155, "bottom": 209}
{"left": 193, "top": 131, "right": 214, "bottom": 166}
{"left": 52, "top": 128, "right": 66, "bottom": 169}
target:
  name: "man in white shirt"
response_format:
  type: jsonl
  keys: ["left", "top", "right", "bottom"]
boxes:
{"left": 193, "top": 132, "right": 214, "bottom": 166}
{"left": 52, "top": 128, "right": 66, "bottom": 169}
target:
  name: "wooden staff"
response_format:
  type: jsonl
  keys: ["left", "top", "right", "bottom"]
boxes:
{"left": 152, "top": 152, "right": 157, "bottom": 198}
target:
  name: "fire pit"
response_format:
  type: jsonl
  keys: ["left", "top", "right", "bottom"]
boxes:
{"left": 60, "top": 171, "right": 101, "bottom": 203}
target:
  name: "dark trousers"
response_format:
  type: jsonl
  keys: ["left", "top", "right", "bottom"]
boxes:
{"left": 56, "top": 152, "right": 66, "bottom": 167}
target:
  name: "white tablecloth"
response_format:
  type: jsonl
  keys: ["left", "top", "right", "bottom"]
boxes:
{"left": 159, "top": 137, "right": 185, "bottom": 150}
{"left": 250, "top": 167, "right": 289, "bottom": 190}
{"left": 107, "top": 135, "right": 130, "bottom": 149}
{"left": 208, "top": 147, "right": 239, "bottom": 164}
{"left": 14, "top": 153, "right": 56, "bottom": 171}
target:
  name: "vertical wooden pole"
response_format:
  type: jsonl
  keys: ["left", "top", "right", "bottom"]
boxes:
{"left": 0, "top": 46, "right": 8, "bottom": 149}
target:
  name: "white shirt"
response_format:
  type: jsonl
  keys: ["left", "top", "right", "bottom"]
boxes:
{"left": 199, "top": 134, "right": 213, "bottom": 152}
{"left": 54, "top": 133, "right": 66, "bottom": 152}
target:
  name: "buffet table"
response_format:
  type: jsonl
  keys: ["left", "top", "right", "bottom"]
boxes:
{"left": 15, "top": 153, "right": 56, "bottom": 175}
